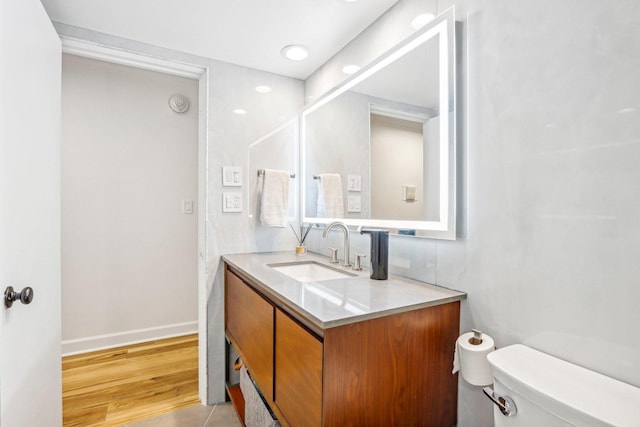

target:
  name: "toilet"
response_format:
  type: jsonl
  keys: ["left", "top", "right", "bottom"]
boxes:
{"left": 485, "top": 344, "right": 640, "bottom": 426}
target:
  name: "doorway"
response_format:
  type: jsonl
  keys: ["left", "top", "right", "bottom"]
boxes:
{"left": 59, "top": 47, "right": 208, "bottom": 422}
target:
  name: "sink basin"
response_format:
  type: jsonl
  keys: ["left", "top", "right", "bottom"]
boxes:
{"left": 268, "top": 261, "right": 357, "bottom": 282}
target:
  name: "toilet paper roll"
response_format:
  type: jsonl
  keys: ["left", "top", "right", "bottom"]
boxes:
{"left": 452, "top": 331, "right": 495, "bottom": 386}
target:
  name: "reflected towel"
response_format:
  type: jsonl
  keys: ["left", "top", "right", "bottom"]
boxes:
{"left": 259, "top": 169, "right": 290, "bottom": 227}
{"left": 317, "top": 173, "right": 344, "bottom": 218}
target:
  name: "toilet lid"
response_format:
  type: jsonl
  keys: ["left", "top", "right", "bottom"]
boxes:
{"left": 487, "top": 344, "right": 640, "bottom": 426}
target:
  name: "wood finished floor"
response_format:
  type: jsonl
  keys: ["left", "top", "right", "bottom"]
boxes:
{"left": 62, "top": 334, "right": 200, "bottom": 427}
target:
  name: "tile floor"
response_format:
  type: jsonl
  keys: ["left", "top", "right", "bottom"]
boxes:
{"left": 125, "top": 403, "right": 242, "bottom": 427}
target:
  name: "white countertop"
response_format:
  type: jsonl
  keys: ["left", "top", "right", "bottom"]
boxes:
{"left": 223, "top": 251, "right": 466, "bottom": 334}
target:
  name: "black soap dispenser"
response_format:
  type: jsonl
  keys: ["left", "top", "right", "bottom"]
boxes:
{"left": 360, "top": 228, "right": 389, "bottom": 280}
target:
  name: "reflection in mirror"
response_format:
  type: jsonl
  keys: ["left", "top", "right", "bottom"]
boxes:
{"left": 301, "top": 7, "right": 456, "bottom": 239}
{"left": 370, "top": 109, "right": 439, "bottom": 222}
{"left": 249, "top": 118, "right": 298, "bottom": 224}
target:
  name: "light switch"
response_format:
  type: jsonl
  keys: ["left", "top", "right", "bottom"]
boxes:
{"left": 182, "top": 200, "right": 194, "bottom": 214}
{"left": 222, "top": 192, "right": 242, "bottom": 213}
{"left": 347, "top": 174, "right": 362, "bottom": 192}
{"left": 348, "top": 195, "right": 362, "bottom": 213}
{"left": 223, "top": 166, "right": 242, "bottom": 187}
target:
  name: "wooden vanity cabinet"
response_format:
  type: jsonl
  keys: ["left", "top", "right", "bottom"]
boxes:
{"left": 225, "top": 266, "right": 274, "bottom": 402}
{"left": 225, "top": 264, "right": 460, "bottom": 427}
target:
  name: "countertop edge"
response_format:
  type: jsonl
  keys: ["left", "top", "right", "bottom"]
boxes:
{"left": 222, "top": 252, "right": 466, "bottom": 334}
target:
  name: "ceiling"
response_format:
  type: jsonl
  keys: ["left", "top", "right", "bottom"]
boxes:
{"left": 41, "top": 0, "right": 399, "bottom": 80}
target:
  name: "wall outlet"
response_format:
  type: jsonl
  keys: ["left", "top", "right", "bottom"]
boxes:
{"left": 222, "top": 192, "right": 242, "bottom": 213}
{"left": 402, "top": 185, "right": 417, "bottom": 202}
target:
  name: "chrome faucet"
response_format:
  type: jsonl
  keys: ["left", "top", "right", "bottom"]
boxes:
{"left": 322, "top": 221, "right": 351, "bottom": 267}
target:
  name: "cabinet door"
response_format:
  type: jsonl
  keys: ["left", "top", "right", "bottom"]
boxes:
{"left": 225, "top": 268, "right": 274, "bottom": 401}
{"left": 323, "top": 302, "right": 460, "bottom": 426}
{"left": 275, "top": 309, "right": 323, "bottom": 427}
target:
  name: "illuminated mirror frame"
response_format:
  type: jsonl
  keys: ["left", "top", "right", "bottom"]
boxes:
{"left": 301, "top": 7, "right": 456, "bottom": 239}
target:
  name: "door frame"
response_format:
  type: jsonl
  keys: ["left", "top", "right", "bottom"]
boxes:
{"left": 59, "top": 36, "right": 210, "bottom": 403}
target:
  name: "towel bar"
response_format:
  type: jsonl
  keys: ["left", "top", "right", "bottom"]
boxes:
{"left": 257, "top": 169, "right": 295, "bottom": 178}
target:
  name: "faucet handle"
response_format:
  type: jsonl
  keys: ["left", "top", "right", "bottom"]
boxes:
{"left": 328, "top": 247, "right": 339, "bottom": 264}
{"left": 353, "top": 253, "right": 366, "bottom": 271}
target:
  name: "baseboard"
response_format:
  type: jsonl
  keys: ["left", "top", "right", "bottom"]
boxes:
{"left": 62, "top": 321, "right": 198, "bottom": 356}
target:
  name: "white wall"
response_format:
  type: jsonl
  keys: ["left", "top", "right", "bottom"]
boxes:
{"left": 370, "top": 114, "right": 425, "bottom": 220}
{"left": 304, "top": 91, "right": 371, "bottom": 219}
{"left": 304, "top": 90, "right": 433, "bottom": 220}
{"left": 205, "top": 60, "right": 304, "bottom": 402}
{"left": 56, "top": 0, "right": 640, "bottom": 417}
{"left": 423, "top": 115, "right": 441, "bottom": 221}
{"left": 61, "top": 54, "right": 199, "bottom": 354}
{"left": 248, "top": 119, "right": 299, "bottom": 224}
{"left": 305, "top": 0, "right": 640, "bottom": 426}
{"left": 54, "top": 24, "right": 305, "bottom": 404}
{"left": 305, "top": 0, "right": 439, "bottom": 101}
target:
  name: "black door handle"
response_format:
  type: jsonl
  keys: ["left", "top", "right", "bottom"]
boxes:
{"left": 4, "top": 286, "right": 34, "bottom": 308}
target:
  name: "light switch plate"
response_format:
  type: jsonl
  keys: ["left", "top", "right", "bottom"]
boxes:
{"left": 347, "top": 174, "right": 362, "bottom": 192}
{"left": 222, "top": 192, "right": 242, "bottom": 213}
{"left": 182, "top": 200, "right": 194, "bottom": 214}
{"left": 348, "top": 195, "right": 362, "bottom": 213}
{"left": 222, "top": 166, "right": 242, "bottom": 187}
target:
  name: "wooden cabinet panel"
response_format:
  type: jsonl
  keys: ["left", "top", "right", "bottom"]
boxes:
{"left": 225, "top": 267, "right": 274, "bottom": 402}
{"left": 275, "top": 309, "right": 323, "bottom": 427}
{"left": 225, "top": 262, "right": 461, "bottom": 427}
{"left": 323, "top": 302, "right": 460, "bottom": 427}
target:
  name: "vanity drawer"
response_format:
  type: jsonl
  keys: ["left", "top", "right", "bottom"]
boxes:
{"left": 225, "top": 267, "right": 274, "bottom": 402}
{"left": 275, "top": 308, "right": 323, "bottom": 427}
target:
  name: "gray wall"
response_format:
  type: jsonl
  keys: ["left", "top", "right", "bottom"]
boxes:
{"left": 305, "top": 0, "right": 640, "bottom": 426}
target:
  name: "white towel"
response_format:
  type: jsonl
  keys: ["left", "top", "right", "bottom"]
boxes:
{"left": 259, "top": 169, "right": 290, "bottom": 227}
{"left": 317, "top": 173, "right": 344, "bottom": 218}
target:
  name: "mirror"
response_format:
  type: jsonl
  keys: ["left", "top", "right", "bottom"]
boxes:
{"left": 301, "top": 7, "right": 456, "bottom": 239}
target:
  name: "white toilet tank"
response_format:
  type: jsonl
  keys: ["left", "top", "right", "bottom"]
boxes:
{"left": 486, "top": 344, "right": 640, "bottom": 427}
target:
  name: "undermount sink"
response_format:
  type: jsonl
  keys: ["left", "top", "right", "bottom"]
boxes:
{"left": 268, "top": 261, "right": 357, "bottom": 282}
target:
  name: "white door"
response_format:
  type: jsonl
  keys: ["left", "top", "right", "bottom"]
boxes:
{"left": 0, "top": 0, "right": 62, "bottom": 425}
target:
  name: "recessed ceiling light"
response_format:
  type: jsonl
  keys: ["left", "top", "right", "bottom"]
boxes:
{"left": 255, "top": 85, "right": 272, "bottom": 94}
{"left": 342, "top": 64, "right": 361, "bottom": 75}
{"left": 281, "top": 45, "right": 308, "bottom": 61}
{"left": 411, "top": 13, "right": 435, "bottom": 29}
{"left": 233, "top": 109, "right": 247, "bottom": 115}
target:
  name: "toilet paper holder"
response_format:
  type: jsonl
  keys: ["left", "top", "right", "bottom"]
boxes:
{"left": 469, "top": 329, "right": 483, "bottom": 345}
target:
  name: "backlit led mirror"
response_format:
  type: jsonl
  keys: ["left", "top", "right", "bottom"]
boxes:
{"left": 301, "top": 7, "right": 456, "bottom": 239}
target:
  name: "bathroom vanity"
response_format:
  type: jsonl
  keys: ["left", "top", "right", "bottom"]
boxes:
{"left": 223, "top": 251, "right": 465, "bottom": 426}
